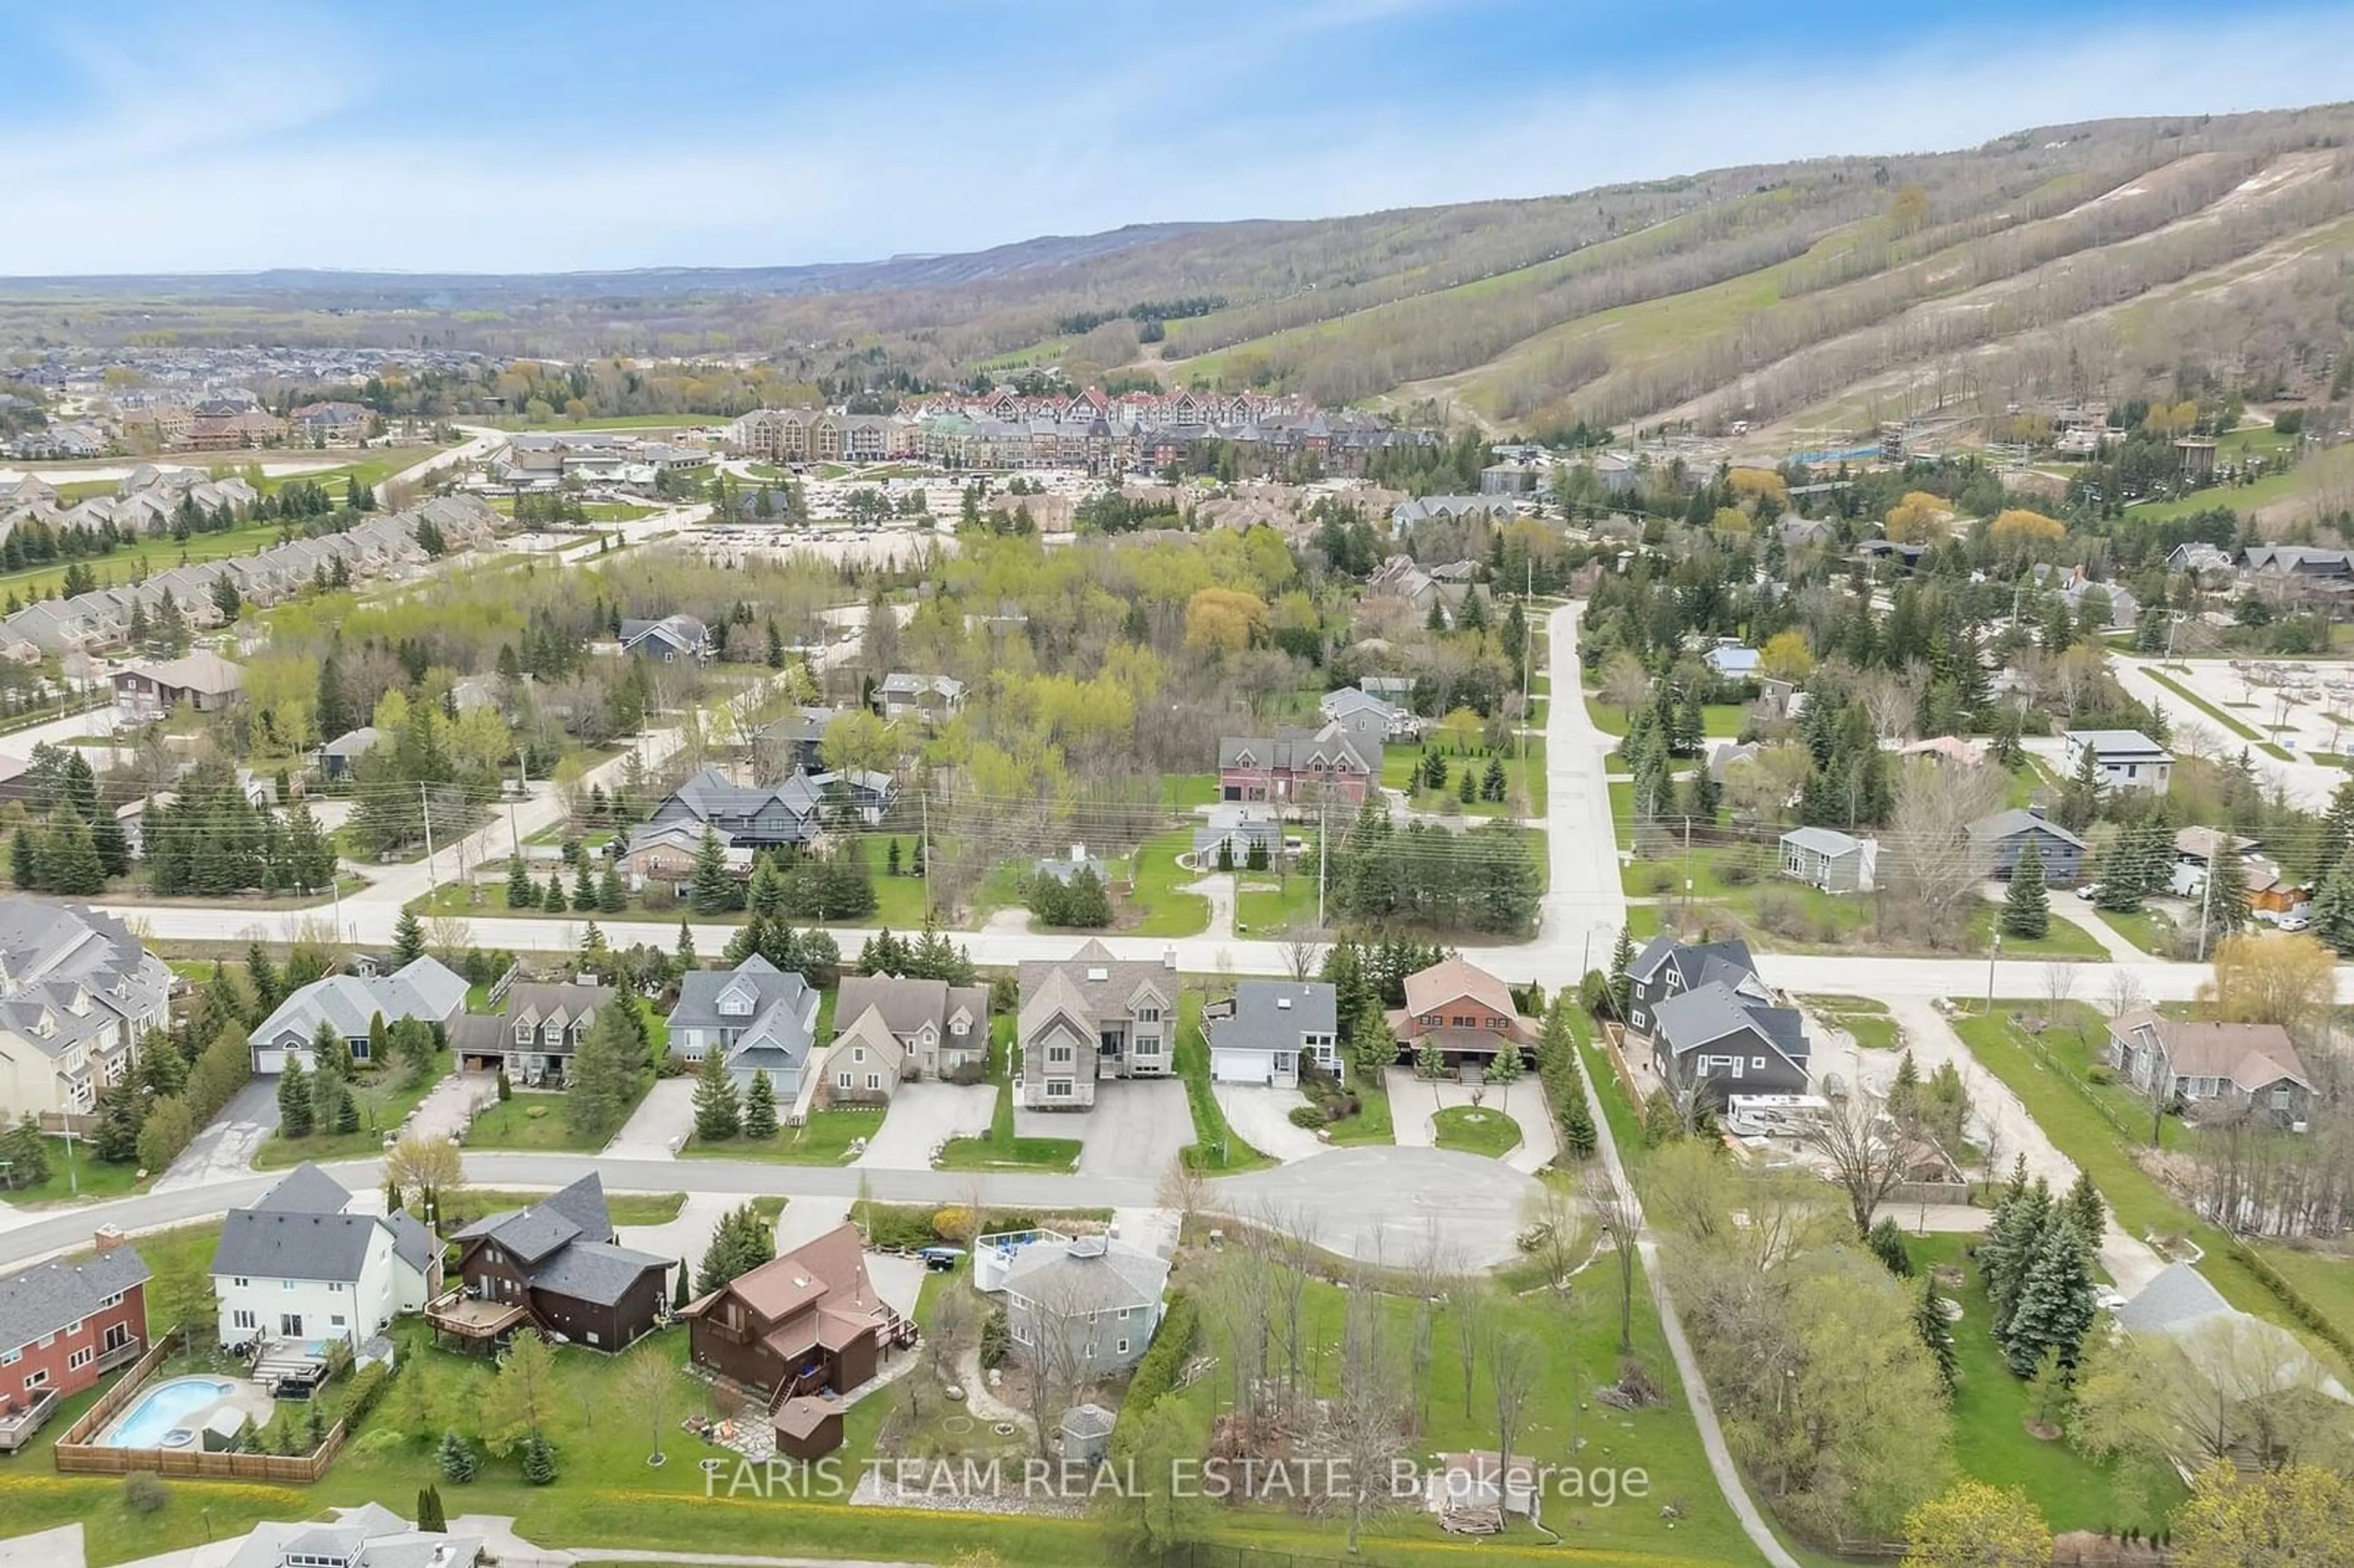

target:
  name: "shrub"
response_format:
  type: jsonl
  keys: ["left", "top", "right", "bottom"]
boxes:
{"left": 979, "top": 1305, "right": 1010, "bottom": 1369}
{"left": 1718, "top": 851, "right": 1761, "bottom": 887}
{"left": 1287, "top": 1104, "right": 1329, "bottom": 1130}
{"left": 1754, "top": 891, "right": 1808, "bottom": 938}
{"left": 1644, "top": 864, "right": 1676, "bottom": 896}
{"left": 932, "top": 1205, "right": 977, "bottom": 1244}
{"left": 338, "top": 1361, "right": 390, "bottom": 1429}
{"left": 2087, "top": 1065, "right": 2116, "bottom": 1085}
{"left": 123, "top": 1471, "right": 170, "bottom": 1515}
{"left": 861, "top": 1203, "right": 939, "bottom": 1252}
{"left": 1867, "top": 1217, "right": 1913, "bottom": 1277}
{"left": 1117, "top": 1290, "right": 1198, "bottom": 1424}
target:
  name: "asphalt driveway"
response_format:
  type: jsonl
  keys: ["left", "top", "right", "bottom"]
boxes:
{"left": 153, "top": 1078, "right": 281, "bottom": 1192}
{"left": 1213, "top": 1083, "right": 1325, "bottom": 1162}
{"left": 1072, "top": 1078, "right": 1192, "bottom": 1180}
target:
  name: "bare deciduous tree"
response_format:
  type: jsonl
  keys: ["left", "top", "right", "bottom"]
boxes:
{"left": 1878, "top": 756, "right": 2010, "bottom": 948}
{"left": 1488, "top": 1327, "right": 1541, "bottom": 1483}
{"left": 1330, "top": 1262, "right": 1409, "bottom": 1554}
{"left": 1583, "top": 1168, "right": 1645, "bottom": 1355}
{"left": 1803, "top": 1089, "right": 1908, "bottom": 1236}
{"left": 1450, "top": 1279, "right": 1490, "bottom": 1421}
{"left": 1278, "top": 924, "right": 1325, "bottom": 983}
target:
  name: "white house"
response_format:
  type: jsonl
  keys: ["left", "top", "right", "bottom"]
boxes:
{"left": 209, "top": 1164, "right": 438, "bottom": 1355}
{"left": 2062, "top": 729, "right": 2173, "bottom": 794}
{"left": 1203, "top": 980, "right": 1341, "bottom": 1087}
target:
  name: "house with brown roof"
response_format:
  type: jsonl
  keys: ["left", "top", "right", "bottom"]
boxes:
{"left": 432, "top": 1174, "right": 670, "bottom": 1353}
{"left": 811, "top": 972, "right": 989, "bottom": 1106}
{"left": 112, "top": 651, "right": 243, "bottom": 718}
{"left": 1386, "top": 957, "right": 1533, "bottom": 1071}
{"left": 680, "top": 1222, "right": 913, "bottom": 1460}
{"left": 2108, "top": 1010, "right": 2315, "bottom": 1129}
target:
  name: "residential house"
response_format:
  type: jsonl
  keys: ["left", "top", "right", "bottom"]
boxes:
{"left": 1778, "top": 517, "right": 1838, "bottom": 549}
{"left": 211, "top": 1163, "right": 438, "bottom": 1354}
{"left": 316, "top": 726, "right": 383, "bottom": 781}
{"left": 645, "top": 767, "right": 829, "bottom": 854}
{"left": 1701, "top": 640, "right": 1762, "bottom": 680}
{"left": 1389, "top": 495, "right": 1515, "bottom": 533}
{"left": 1216, "top": 723, "right": 1374, "bottom": 806}
{"left": 1386, "top": 957, "right": 1533, "bottom": 1071}
{"left": 0, "top": 899, "right": 172, "bottom": 1124}
{"left": 1648, "top": 981, "right": 1810, "bottom": 1110}
{"left": 2112, "top": 1263, "right": 2350, "bottom": 1460}
{"left": 0, "top": 1246, "right": 149, "bottom": 1450}
{"left": 449, "top": 981, "right": 615, "bottom": 1086}
{"left": 2241, "top": 544, "right": 2354, "bottom": 582}
{"left": 616, "top": 818, "right": 747, "bottom": 889}
{"left": 681, "top": 1222, "right": 913, "bottom": 1460}
{"left": 617, "top": 615, "right": 712, "bottom": 664}
{"left": 288, "top": 402, "right": 376, "bottom": 445}
{"left": 1966, "top": 809, "right": 2089, "bottom": 884}
{"left": 974, "top": 1228, "right": 1169, "bottom": 1377}
{"left": 1856, "top": 539, "right": 1928, "bottom": 571}
{"left": 1192, "top": 804, "right": 1281, "bottom": 869}
{"left": 2063, "top": 729, "right": 2173, "bottom": 794}
{"left": 112, "top": 651, "right": 244, "bottom": 718}
{"left": 668, "top": 955, "right": 820, "bottom": 1100}
{"left": 246, "top": 956, "right": 468, "bottom": 1073}
{"left": 433, "top": 1174, "right": 669, "bottom": 1353}
{"left": 224, "top": 1503, "right": 483, "bottom": 1568}
{"left": 763, "top": 706, "right": 847, "bottom": 773}
{"left": 1705, "top": 739, "right": 1762, "bottom": 785}
{"left": 2165, "top": 541, "right": 2236, "bottom": 582}
{"left": 1014, "top": 941, "right": 1177, "bottom": 1109}
{"left": 1778, "top": 826, "right": 1878, "bottom": 894}
{"left": 1203, "top": 980, "right": 1339, "bottom": 1087}
{"left": 1033, "top": 844, "right": 1108, "bottom": 889}
{"left": 1900, "top": 736, "right": 1987, "bottom": 767}
{"left": 1625, "top": 934, "right": 1771, "bottom": 1038}
{"left": 2108, "top": 1011, "right": 2315, "bottom": 1129}
{"left": 1319, "top": 683, "right": 1420, "bottom": 749}
{"left": 2059, "top": 571, "right": 2139, "bottom": 632}
{"left": 874, "top": 673, "right": 967, "bottom": 725}
{"left": 821, "top": 972, "right": 989, "bottom": 1095}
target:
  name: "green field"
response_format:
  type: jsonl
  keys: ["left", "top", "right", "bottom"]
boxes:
{"left": 0, "top": 1138, "right": 147, "bottom": 1206}
{"left": 679, "top": 1105, "right": 885, "bottom": 1165}
{"left": 1322, "top": 1075, "right": 1395, "bottom": 1145}
{"left": 1171, "top": 991, "right": 1264, "bottom": 1173}
{"left": 464, "top": 1094, "right": 614, "bottom": 1152}
{"left": 1379, "top": 738, "right": 1545, "bottom": 818}
{"left": 1122, "top": 826, "right": 1213, "bottom": 937}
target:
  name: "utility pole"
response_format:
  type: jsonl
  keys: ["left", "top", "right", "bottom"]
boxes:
{"left": 1682, "top": 813, "right": 1693, "bottom": 929}
{"left": 419, "top": 783, "right": 436, "bottom": 889}
{"left": 2198, "top": 851, "right": 2216, "bottom": 961}
{"left": 1316, "top": 801, "right": 1327, "bottom": 930}
{"left": 920, "top": 791, "right": 932, "bottom": 924}
{"left": 1985, "top": 931, "right": 2001, "bottom": 1015}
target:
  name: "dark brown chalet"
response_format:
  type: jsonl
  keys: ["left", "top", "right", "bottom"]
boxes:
{"left": 430, "top": 1174, "right": 670, "bottom": 1353}
{"left": 680, "top": 1222, "right": 915, "bottom": 1460}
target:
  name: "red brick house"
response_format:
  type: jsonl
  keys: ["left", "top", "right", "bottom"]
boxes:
{"left": 680, "top": 1222, "right": 914, "bottom": 1460}
{"left": 1387, "top": 957, "right": 1534, "bottom": 1070}
{"left": 1216, "top": 723, "right": 1374, "bottom": 807}
{"left": 0, "top": 1245, "right": 150, "bottom": 1450}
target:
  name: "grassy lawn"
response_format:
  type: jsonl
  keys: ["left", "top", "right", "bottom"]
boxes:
{"left": 2092, "top": 905, "right": 2173, "bottom": 956}
{"left": 463, "top": 1093, "right": 614, "bottom": 1152}
{"left": 254, "top": 1052, "right": 454, "bottom": 1168}
{"left": 935, "top": 1019, "right": 1081, "bottom": 1171}
{"left": 1430, "top": 1103, "right": 1523, "bottom": 1157}
{"left": 1123, "top": 825, "right": 1211, "bottom": 938}
{"left": 442, "top": 1189, "right": 688, "bottom": 1227}
{"left": 1963, "top": 902, "right": 2108, "bottom": 960}
{"left": 680, "top": 1105, "right": 885, "bottom": 1165}
{"left": 1380, "top": 740, "right": 1545, "bottom": 818}
{"left": 1172, "top": 991, "right": 1263, "bottom": 1173}
{"left": 0, "top": 1138, "right": 147, "bottom": 1206}
{"left": 1163, "top": 773, "right": 1220, "bottom": 809}
{"left": 2124, "top": 465, "right": 2307, "bottom": 525}
{"left": 1951, "top": 1006, "right": 2349, "bottom": 1357}
{"left": 859, "top": 831, "right": 932, "bottom": 929}
{"left": 1906, "top": 1233, "right": 2181, "bottom": 1535}
{"left": 1801, "top": 994, "right": 1901, "bottom": 1051}
{"left": 1584, "top": 698, "right": 1746, "bottom": 739}
{"left": 1322, "top": 1074, "right": 1395, "bottom": 1145}
{"left": 1233, "top": 863, "right": 1319, "bottom": 934}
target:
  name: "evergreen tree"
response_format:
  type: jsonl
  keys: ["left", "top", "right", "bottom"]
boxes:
{"left": 2000, "top": 839, "right": 2051, "bottom": 938}
{"left": 2312, "top": 857, "right": 2354, "bottom": 954}
{"left": 1607, "top": 926, "right": 1637, "bottom": 1018}
{"left": 1560, "top": 1088, "right": 1598, "bottom": 1160}
{"left": 689, "top": 828, "right": 735, "bottom": 915}
{"left": 2203, "top": 833, "right": 2251, "bottom": 940}
{"left": 1887, "top": 1049, "right": 1923, "bottom": 1125}
{"left": 437, "top": 1429, "right": 479, "bottom": 1483}
{"left": 1867, "top": 1216, "right": 1913, "bottom": 1276}
{"left": 542, "top": 873, "right": 567, "bottom": 913}
{"left": 691, "top": 1046, "right": 741, "bottom": 1142}
{"left": 573, "top": 858, "right": 596, "bottom": 911}
{"left": 596, "top": 864, "right": 626, "bottom": 913}
{"left": 1914, "top": 1272, "right": 1957, "bottom": 1395}
{"left": 2062, "top": 1172, "right": 2105, "bottom": 1250}
{"left": 1980, "top": 1178, "right": 2055, "bottom": 1340}
{"left": 2002, "top": 1219, "right": 2098, "bottom": 1376}
{"left": 316, "top": 653, "right": 351, "bottom": 742}
{"left": 566, "top": 1002, "right": 642, "bottom": 1139}
{"left": 245, "top": 942, "right": 282, "bottom": 1015}
{"left": 42, "top": 813, "right": 105, "bottom": 895}
{"left": 0, "top": 1114, "right": 51, "bottom": 1190}
{"left": 742, "top": 1070, "right": 779, "bottom": 1140}
{"left": 2317, "top": 775, "right": 2354, "bottom": 885}
{"left": 695, "top": 1201, "right": 777, "bottom": 1294}
{"left": 277, "top": 1058, "right": 314, "bottom": 1138}
{"left": 8, "top": 827, "right": 32, "bottom": 890}
{"left": 675, "top": 916, "right": 698, "bottom": 973}
{"left": 94, "top": 1078, "right": 146, "bottom": 1163}
{"left": 506, "top": 854, "right": 536, "bottom": 908}
{"left": 392, "top": 909, "right": 426, "bottom": 967}
{"left": 672, "top": 1263, "right": 690, "bottom": 1311}
{"left": 522, "top": 1432, "right": 558, "bottom": 1485}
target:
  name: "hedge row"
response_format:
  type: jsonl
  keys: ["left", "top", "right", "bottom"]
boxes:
{"left": 2226, "top": 1238, "right": 2354, "bottom": 1366}
{"left": 1113, "top": 1288, "right": 1198, "bottom": 1439}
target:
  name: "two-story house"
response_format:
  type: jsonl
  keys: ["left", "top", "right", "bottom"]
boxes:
{"left": 211, "top": 1163, "right": 438, "bottom": 1356}
{"left": 1625, "top": 935, "right": 1769, "bottom": 1035}
{"left": 0, "top": 1245, "right": 150, "bottom": 1451}
{"left": 975, "top": 1228, "right": 1169, "bottom": 1378}
{"left": 617, "top": 615, "right": 712, "bottom": 663}
{"left": 1015, "top": 941, "right": 1176, "bottom": 1109}
{"left": 2108, "top": 1010, "right": 2315, "bottom": 1130}
{"left": 875, "top": 672, "right": 967, "bottom": 726}
{"left": 680, "top": 1221, "right": 912, "bottom": 1461}
{"left": 247, "top": 956, "right": 467, "bottom": 1074}
{"left": 642, "top": 767, "right": 830, "bottom": 853}
{"left": 818, "top": 972, "right": 989, "bottom": 1100}
{"left": 449, "top": 981, "right": 615, "bottom": 1086}
{"left": 667, "top": 955, "right": 821, "bottom": 1098}
{"left": 1625, "top": 935, "right": 1809, "bottom": 1108}
{"left": 2062, "top": 729, "right": 2174, "bottom": 795}
{"left": 1204, "top": 980, "right": 1340, "bottom": 1087}
{"left": 0, "top": 898, "right": 172, "bottom": 1124}
{"left": 1216, "top": 723, "right": 1374, "bottom": 807}
{"left": 433, "top": 1174, "right": 670, "bottom": 1353}
{"left": 1386, "top": 957, "right": 1532, "bottom": 1073}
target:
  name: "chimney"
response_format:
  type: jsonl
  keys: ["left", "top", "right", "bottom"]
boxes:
{"left": 93, "top": 1224, "right": 126, "bottom": 1252}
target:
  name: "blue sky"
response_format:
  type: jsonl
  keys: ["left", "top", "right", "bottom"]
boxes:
{"left": 3, "top": 0, "right": 2350, "bottom": 275}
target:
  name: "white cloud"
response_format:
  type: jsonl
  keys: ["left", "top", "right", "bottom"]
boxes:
{"left": 6, "top": 8, "right": 2351, "bottom": 272}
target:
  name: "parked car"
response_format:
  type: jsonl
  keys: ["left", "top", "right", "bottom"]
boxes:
{"left": 2279, "top": 916, "right": 2312, "bottom": 934}
{"left": 2075, "top": 883, "right": 2101, "bottom": 900}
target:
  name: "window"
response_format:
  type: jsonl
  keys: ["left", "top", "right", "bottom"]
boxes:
{"left": 1137, "top": 1006, "right": 1160, "bottom": 1023}
{"left": 65, "top": 1319, "right": 82, "bottom": 1336}
{"left": 283, "top": 1280, "right": 295, "bottom": 1292}
{"left": 23, "top": 1370, "right": 47, "bottom": 1391}
{"left": 514, "top": 1022, "right": 531, "bottom": 1044}
{"left": 36, "top": 1335, "right": 51, "bottom": 1349}
{"left": 281, "top": 1314, "right": 302, "bottom": 1337}
{"left": 1047, "top": 1045, "right": 1073, "bottom": 1065}
{"left": 0, "top": 1349, "right": 17, "bottom": 1366}
{"left": 1751, "top": 1057, "right": 1766, "bottom": 1070}
{"left": 837, "top": 1071, "right": 851, "bottom": 1090}
{"left": 68, "top": 1347, "right": 92, "bottom": 1371}
{"left": 1116, "top": 1339, "right": 1129, "bottom": 1356}
{"left": 329, "top": 1282, "right": 344, "bottom": 1293}
{"left": 866, "top": 1074, "right": 881, "bottom": 1091}
{"left": 1045, "top": 1079, "right": 1073, "bottom": 1099}
{"left": 232, "top": 1310, "right": 257, "bottom": 1332}
{"left": 853, "top": 1047, "right": 865, "bottom": 1064}
{"left": 98, "top": 1293, "right": 122, "bottom": 1309}
{"left": 330, "top": 1315, "right": 346, "bottom": 1329}
{"left": 586, "top": 1331, "right": 600, "bottom": 1346}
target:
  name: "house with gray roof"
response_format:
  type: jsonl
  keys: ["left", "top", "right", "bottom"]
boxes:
{"left": 0, "top": 897, "right": 172, "bottom": 1123}
{"left": 226, "top": 1502, "right": 484, "bottom": 1568}
{"left": 451, "top": 980, "right": 616, "bottom": 1086}
{"left": 984, "top": 1230, "right": 1171, "bottom": 1376}
{"left": 875, "top": 672, "right": 967, "bottom": 725}
{"left": 2063, "top": 729, "right": 2173, "bottom": 794}
{"left": 316, "top": 725, "right": 383, "bottom": 781}
{"left": 1203, "top": 980, "right": 1339, "bottom": 1087}
{"left": 668, "top": 954, "right": 819, "bottom": 1098}
{"left": 1778, "top": 826, "right": 1878, "bottom": 894}
{"left": 646, "top": 766, "right": 829, "bottom": 851}
{"left": 1966, "top": 809, "right": 2087, "bottom": 884}
{"left": 211, "top": 1163, "right": 438, "bottom": 1355}
{"left": 1015, "top": 940, "right": 1178, "bottom": 1109}
{"left": 1217, "top": 722, "right": 1374, "bottom": 806}
{"left": 824, "top": 971, "right": 989, "bottom": 1092}
{"left": 1319, "top": 683, "right": 1420, "bottom": 748}
{"left": 437, "top": 1174, "right": 669, "bottom": 1353}
{"left": 247, "top": 956, "right": 467, "bottom": 1073}
{"left": 1193, "top": 803, "right": 1281, "bottom": 869}
{"left": 0, "top": 1246, "right": 150, "bottom": 1447}
{"left": 1647, "top": 982, "right": 1810, "bottom": 1111}
{"left": 617, "top": 614, "right": 711, "bottom": 663}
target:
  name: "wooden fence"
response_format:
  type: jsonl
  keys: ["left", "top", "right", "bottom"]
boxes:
{"left": 51, "top": 1329, "right": 346, "bottom": 1482}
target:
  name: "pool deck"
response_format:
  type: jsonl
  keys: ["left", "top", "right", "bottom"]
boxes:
{"left": 99, "top": 1375, "right": 276, "bottom": 1449}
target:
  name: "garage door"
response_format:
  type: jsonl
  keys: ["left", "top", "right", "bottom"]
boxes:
{"left": 1211, "top": 1050, "right": 1274, "bottom": 1085}
{"left": 253, "top": 1046, "right": 286, "bottom": 1075}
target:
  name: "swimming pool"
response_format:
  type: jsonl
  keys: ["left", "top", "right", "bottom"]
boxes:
{"left": 102, "top": 1376, "right": 238, "bottom": 1449}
